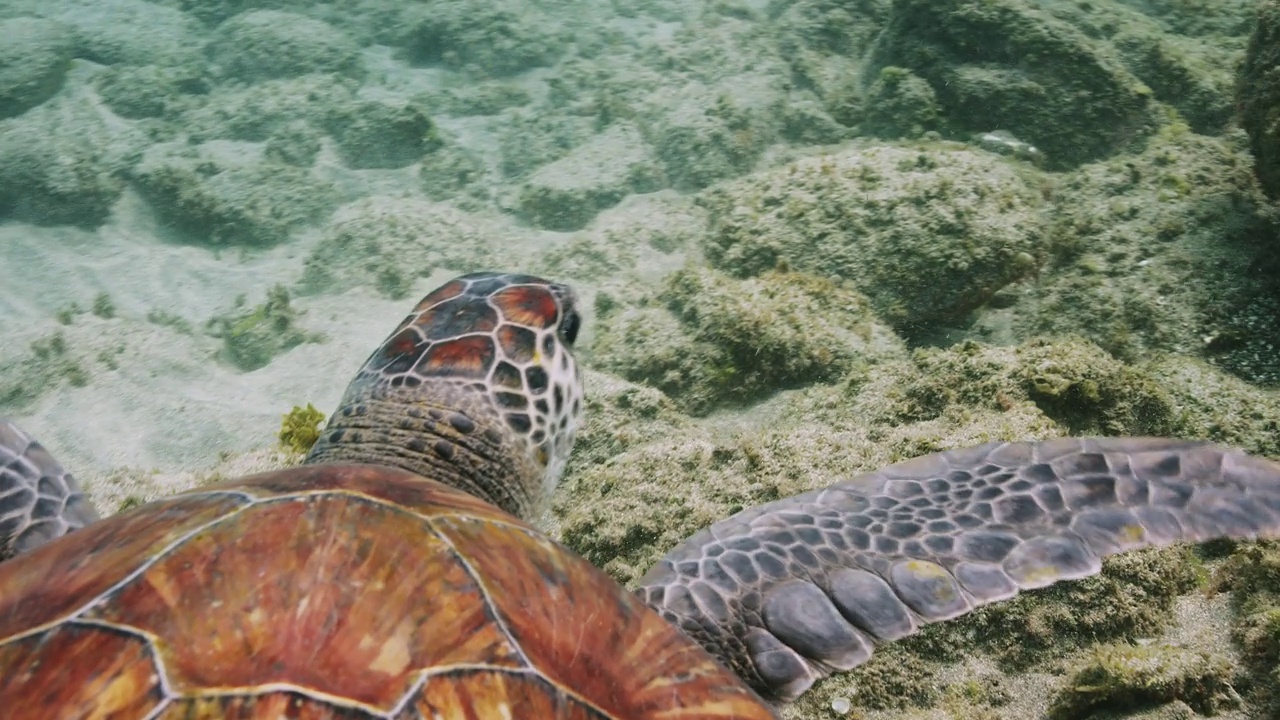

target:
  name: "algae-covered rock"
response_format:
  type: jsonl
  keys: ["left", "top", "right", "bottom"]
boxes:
{"left": 1147, "top": 357, "right": 1280, "bottom": 458}
{"left": 861, "top": 66, "right": 939, "bottom": 139}
{"left": 1131, "top": 0, "right": 1255, "bottom": 37}
{"left": 566, "top": 371, "right": 693, "bottom": 470}
{"left": 591, "top": 267, "right": 907, "bottom": 415}
{"left": 652, "top": 87, "right": 778, "bottom": 191}
{"left": 1113, "top": 29, "right": 1237, "bottom": 135}
{"left": 701, "top": 144, "right": 1045, "bottom": 328}
{"left": 207, "top": 286, "right": 322, "bottom": 372}
{"left": 418, "top": 145, "right": 488, "bottom": 204}
{"left": 1048, "top": 642, "right": 1240, "bottom": 719}
{"left": 924, "top": 545, "right": 1206, "bottom": 674}
{"left": 528, "top": 192, "right": 705, "bottom": 282}
{"left": 518, "top": 123, "right": 662, "bottom": 231}
{"left": 94, "top": 63, "right": 207, "bottom": 120}
{"left": 263, "top": 120, "right": 322, "bottom": 167}
{"left": 182, "top": 74, "right": 358, "bottom": 143}
{"left": 1011, "top": 339, "right": 1186, "bottom": 437}
{"left": 329, "top": 99, "right": 440, "bottom": 170}
{"left": 298, "top": 197, "right": 518, "bottom": 299}
{"left": 399, "top": 0, "right": 566, "bottom": 76}
{"left": 1015, "top": 124, "right": 1271, "bottom": 365}
{"left": 0, "top": 17, "right": 72, "bottom": 119}
{"left": 0, "top": 94, "right": 141, "bottom": 227}
{"left": 133, "top": 144, "right": 337, "bottom": 246}
{"left": 1237, "top": 0, "right": 1280, "bottom": 199}
{"left": 497, "top": 110, "right": 597, "bottom": 180}
{"left": 208, "top": 10, "right": 364, "bottom": 83}
{"left": 872, "top": 0, "right": 1155, "bottom": 168}
{"left": 45, "top": 0, "right": 201, "bottom": 67}
{"left": 1214, "top": 540, "right": 1280, "bottom": 717}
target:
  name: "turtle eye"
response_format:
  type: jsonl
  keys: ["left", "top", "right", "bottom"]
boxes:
{"left": 559, "top": 310, "right": 581, "bottom": 346}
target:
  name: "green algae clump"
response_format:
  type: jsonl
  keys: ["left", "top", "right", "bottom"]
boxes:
{"left": 1048, "top": 643, "right": 1240, "bottom": 719}
{"left": 278, "top": 404, "right": 326, "bottom": 454}
{"left": 209, "top": 286, "right": 322, "bottom": 371}
{"left": 1214, "top": 540, "right": 1280, "bottom": 717}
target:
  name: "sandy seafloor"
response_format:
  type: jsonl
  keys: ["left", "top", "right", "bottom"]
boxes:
{"left": 2, "top": 0, "right": 1280, "bottom": 718}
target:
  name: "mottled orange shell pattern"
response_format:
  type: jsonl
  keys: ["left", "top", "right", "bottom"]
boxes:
{"left": 0, "top": 465, "right": 775, "bottom": 720}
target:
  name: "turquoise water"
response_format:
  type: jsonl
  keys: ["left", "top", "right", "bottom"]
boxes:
{"left": 0, "top": 1, "right": 1278, "bottom": 718}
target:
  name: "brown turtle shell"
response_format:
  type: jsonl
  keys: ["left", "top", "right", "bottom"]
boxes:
{"left": 0, "top": 464, "right": 776, "bottom": 719}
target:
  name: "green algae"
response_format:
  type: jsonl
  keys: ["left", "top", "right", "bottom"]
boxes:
{"left": 1237, "top": 0, "right": 1280, "bottom": 199}
{"left": 207, "top": 286, "right": 323, "bottom": 372}
{"left": 278, "top": 403, "right": 325, "bottom": 455}
{"left": 862, "top": 66, "right": 939, "bottom": 139}
{"left": 922, "top": 546, "right": 1206, "bottom": 672}
{"left": 1048, "top": 643, "right": 1240, "bottom": 719}
{"left": 1214, "top": 540, "right": 1280, "bottom": 717}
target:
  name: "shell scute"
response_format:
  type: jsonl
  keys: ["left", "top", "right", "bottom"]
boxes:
{"left": 156, "top": 693, "right": 371, "bottom": 719}
{"left": 414, "top": 670, "right": 610, "bottom": 719}
{"left": 0, "top": 492, "right": 250, "bottom": 639}
{"left": 0, "top": 623, "right": 164, "bottom": 718}
{"left": 435, "top": 515, "right": 774, "bottom": 719}
{"left": 86, "top": 487, "right": 522, "bottom": 711}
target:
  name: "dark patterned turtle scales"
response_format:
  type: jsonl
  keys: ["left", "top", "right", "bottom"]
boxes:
{"left": 1, "top": 272, "right": 1278, "bottom": 719}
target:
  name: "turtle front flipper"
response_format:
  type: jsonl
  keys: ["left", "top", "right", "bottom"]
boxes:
{"left": 0, "top": 420, "right": 100, "bottom": 560}
{"left": 635, "top": 437, "right": 1280, "bottom": 702}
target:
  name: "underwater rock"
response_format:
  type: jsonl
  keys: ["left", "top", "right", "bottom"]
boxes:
{"left": 651, "top": 86, "right": 779, "bottom": 191}
{"left": 591, "top": 267, "right": 906, "bottom": 415}
{"left": 263, "top": 120, "right": 322, "bottom": 167}
{"left": 208, "top": 10, "right": 364, "bottom": 83}
{"left": 0, "top": 93, "right": 141, "bottom": 227}
{"left": 46, "top": 0, "right": 201, "bottom": 67}
{"left": 519, "top": 123, "right": 663, "bottom": 231}
{"left": 328, "top": 99, "right": 440, "bottom": 170}
{"left": 1112, "top": 29, "right": 1237, "bottom": 135}
{"left": 181, "top": 73, "right": 358, "bottom": 143}
{"left": 701, "top": 144, "right": 1044, "bottom": 329}
{"left": 1214, "top": 540, "right": 1280, "bottom": 717}
{"left": 298, "top": 197, "right": 518, "bottom": 299}
{"left": 399, "top": 0, "right": 566, "bottom": 76}
{"left": 1237, "top": 0, "right": 1280, "bottom": 199}
{"left": 419, "top": 145, "right": 488, "bottom": 205}
{"left": 132, "top": 143, "right": 337, "bottom": 246}
{"left": 0, "top": 17, "right": 72, "bottom": 119}
{"left": 861, "top": 66, "right": 939, "bottom": 140}
{"left": 1011, "top": 125, "right": 1271, "bottom": 366}
{"left": 871, "top": 0, "right": 1155, "bottom": 168}
{"left": 93, "top": 64, "right": 207, "bottom": 120}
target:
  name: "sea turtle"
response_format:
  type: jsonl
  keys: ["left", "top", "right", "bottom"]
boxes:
{"left": 1, "top": 271, "right": 1278, "bottom": 719}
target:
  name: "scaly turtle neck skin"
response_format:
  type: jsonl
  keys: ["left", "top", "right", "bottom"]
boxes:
{"left": 305, "top": 271, "right": 584, "bottom": 523}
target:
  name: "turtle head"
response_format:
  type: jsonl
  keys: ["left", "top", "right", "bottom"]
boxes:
{"left": 306, "top": 272, "right": 584, "bottom": 521}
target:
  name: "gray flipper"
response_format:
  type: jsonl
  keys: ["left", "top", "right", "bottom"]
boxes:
{"left": 634, "top": 437, "right": 1280, "bottom": 702}
{"left": 0, "top": 419, "right": 100, "bottom": 560}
